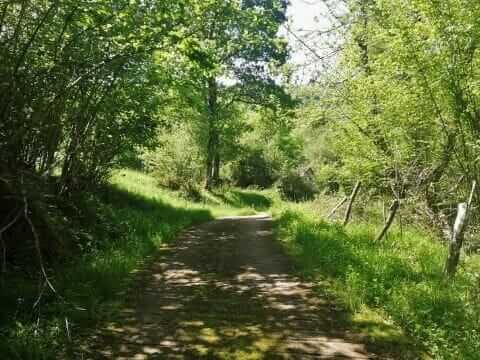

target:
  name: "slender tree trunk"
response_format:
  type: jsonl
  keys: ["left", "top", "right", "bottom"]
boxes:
{"left": 205, "top": 77, "right": 218, "bottom": 190}
{"left": 205, "top": 140, "right": 214, "bottom": 190}
{"left": 213, "top": 152, "right": 220, "bottom": 185}
{"left": 445, "top": 181, "right": 476, "bottom": 277}
{"left": 445, "top": 203, "right": 468, "bottom": 276}
{"left": 375, "top": 199, "right": 399, "bottom": 242}
{"left": 344, "top": 181, "right": 361, "bottom": 226}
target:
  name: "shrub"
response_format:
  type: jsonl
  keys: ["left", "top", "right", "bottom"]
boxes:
{"left": 277, "top": 171, "right": 318, "bottom": 201}
{"left": 143, "top": 125, "right": 204, "bottom": 194}
{"left": 231, "top": 149, "right": 277, "bottom": 188}
{"left": 315, "top": 163, "right": 341, "bottom": 194}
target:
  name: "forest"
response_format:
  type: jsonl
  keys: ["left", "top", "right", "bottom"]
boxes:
{"left": 1, "top": 0, "right": 479, "bottom": 359}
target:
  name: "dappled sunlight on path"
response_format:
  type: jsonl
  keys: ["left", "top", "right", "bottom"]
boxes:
{"left": 80, "top": 216, "right": 395, "bottom": 359}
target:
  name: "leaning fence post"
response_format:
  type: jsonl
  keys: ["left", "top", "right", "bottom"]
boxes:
{"left": 343, "top": 181, "right": 361, "bottom": 226}
{"left": 444, "top": 181, "right": 476, "bottom": 277}
{"left": 375, "top": 199, "right": 400, "bottom": 242}
{"left": 327, "top": 196, "right": 348, "bottom": 220}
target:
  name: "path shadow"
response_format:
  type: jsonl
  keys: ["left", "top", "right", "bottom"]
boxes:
{"left": 0, "top": 183, "right": 216, "bottom": 360}
{"left": 77, "top": 216, "right": 415, "bottom": 359}
{"left": 59, "top": 184, "right": 215, "bottom": 311}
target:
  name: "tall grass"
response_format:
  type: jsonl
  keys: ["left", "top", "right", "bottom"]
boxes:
{"left": 274, "top": 205, "right": 480, "bottom": 359}
{"left": 0, "top": 169, "right": 273, "bottom": 359}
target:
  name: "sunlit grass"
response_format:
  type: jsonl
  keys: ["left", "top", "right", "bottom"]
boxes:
{"left": 0, "top": 169, "right": 276, "bottom": 359}
{"left": 274, "top": 205, "right": 480, "bottom": 359}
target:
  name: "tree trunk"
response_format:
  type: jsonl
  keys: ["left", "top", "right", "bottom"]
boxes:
{"left": 344, "top": 181, "right": 361, "bottom": 226}
{"left": 445, "top": 181, "right": 476, "bottom": 277}
{"left": 213, "top": 152, "right": 220, "bottom": 185}
{"left": 205, "top": 138, "right": 215, "bottom": 190}
{"left": 375, "top": 199, "right": 399, "bottom": 242}
{"left": 444, "top": 203, "right": 468, "bottom": 276}
{"left": 205, "top": 77, "right": 218, "bottom": 190}
{"left": 423, "top": 132, "right": 456, "bottom": 241}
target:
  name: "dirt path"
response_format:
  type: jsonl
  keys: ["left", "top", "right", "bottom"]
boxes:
{"left": 82, "top": 215, "right": 396, "bottom": 359}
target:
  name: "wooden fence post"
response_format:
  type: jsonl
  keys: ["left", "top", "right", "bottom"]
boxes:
{"left": 343, "top": 181, "right": 361, "bottom": 226}
{"left": 445, "top": 181, "right": 476, "bottom": 277}
{"left": 375, "top": 199, "right": 399, "bottom": 242}
{"left": 327, "top": 196, "right": 348, "bottom": 220}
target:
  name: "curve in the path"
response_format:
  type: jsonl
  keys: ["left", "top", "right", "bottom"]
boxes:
{"left": 82, "top": 215, "right": 396, "bottom": 359}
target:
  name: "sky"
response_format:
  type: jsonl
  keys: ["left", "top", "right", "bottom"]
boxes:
{"left": 285, "top": 0, "right": 326, "bottom": 64}
{"left": 283, "top": 0, "right": 342, "bottom": 83}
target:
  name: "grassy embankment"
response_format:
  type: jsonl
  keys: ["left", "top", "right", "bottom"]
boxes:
{"left": 3, "top": 170, "right": 479, "bottom": 359}
{"left": 273, "top": 198, "right": 480, "bottom": 359}
{"left": 0, "top": 169, "right": 272, "bottom": 359}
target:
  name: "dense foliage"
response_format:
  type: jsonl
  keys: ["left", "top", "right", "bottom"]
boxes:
{"left": 279, "top": 2, "right": 480, "bottom": 356}
{"left": 2, "top": 0, "right": 480, "bottom": 358}
{"left": 0, "top": 1, "right": 186, "bottom": 191}
{"left": 292, "top": 0, "right": 480, "bottom": 266}
{"left": 0, "top": 1, "right": 293, "bottom": 355}
{"left": 0, "top": 0, "right": 293, "bottom": 256}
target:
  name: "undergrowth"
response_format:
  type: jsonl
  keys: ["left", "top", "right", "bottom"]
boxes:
{"left": 0, "top": 169, "right": 273, "bottom": 359}
{"left": 274, "top": 205, "right": 480, "bottom": 359}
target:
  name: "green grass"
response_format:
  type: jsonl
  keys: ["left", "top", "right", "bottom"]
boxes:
{"left": 274, "top": 204, "right": 480, "bottom": 359}
{"left": 210, "top": 189, "right": 274, "bottom": 211}
{"left": 8, "top": 172, "right": 476, "bottom": 359}
{"left": 0, "top": 169, "right": 274, "bottom": 359}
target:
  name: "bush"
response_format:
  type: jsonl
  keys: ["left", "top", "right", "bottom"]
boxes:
{"left": 277, "top": 171, "right": 318, "bottom": 201}
{"left": 143, "top": 125, "right": 204, "bottom": 195}
{"left": 315, "top": 163, "right": 341, "bottom": 194}
{"left": 231, "top": 149, "right": 276, "bottom": 188}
